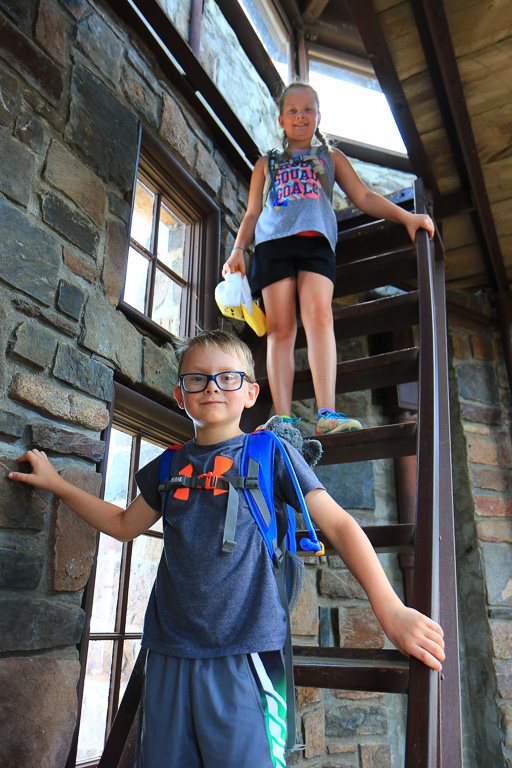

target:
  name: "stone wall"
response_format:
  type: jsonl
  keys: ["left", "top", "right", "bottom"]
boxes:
{"left": 0, "top": 0, "right": 252, "bottom": 764}
{"left": 448, "top": 292, "right": 512, "bottom": 768}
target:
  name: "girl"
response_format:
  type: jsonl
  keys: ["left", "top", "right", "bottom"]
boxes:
{"left": 223, "top": 81, "right": 434, "bottom": 436}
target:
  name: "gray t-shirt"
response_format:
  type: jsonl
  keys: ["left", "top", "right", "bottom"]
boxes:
{"left": 135, "top": 433, "right": 324, "bottom": 658}
{"left": 254, "top": 147, "right": 337, "bottom": 252}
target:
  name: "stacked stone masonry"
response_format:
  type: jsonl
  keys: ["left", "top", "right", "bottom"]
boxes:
{"left": 0, "top": 0, "right": 261, "bottom": 763}
{"left": 448, "top": 293, "right": 512, "bottom": 768}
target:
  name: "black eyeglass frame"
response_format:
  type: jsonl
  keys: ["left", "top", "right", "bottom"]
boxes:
{"left": 178, "top": 371, "right": 252, "bottom": 393}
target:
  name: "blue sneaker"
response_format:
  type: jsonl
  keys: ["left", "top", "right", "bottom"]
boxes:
{"left": 315, "top": 409, "right": 363, "bottom": 435}
{"left": 256, "top": 415, "right": 301, "bottom": 431}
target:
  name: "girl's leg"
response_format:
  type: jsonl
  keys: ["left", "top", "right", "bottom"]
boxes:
{"left": 296, "top": 270, "right": 336, "bottom": 411}
{"left": 261, "top": 277, "right": 298, "bottom": 417}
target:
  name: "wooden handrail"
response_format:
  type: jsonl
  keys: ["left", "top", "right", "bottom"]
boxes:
{"left": 405, "top": 179, "right": 441, "bottom": 767}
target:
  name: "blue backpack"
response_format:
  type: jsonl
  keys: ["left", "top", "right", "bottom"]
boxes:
{"left": 157, "top": 429, "right": 324, "bottom": 751}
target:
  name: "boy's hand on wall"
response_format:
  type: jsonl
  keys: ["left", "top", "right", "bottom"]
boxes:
{"left": 380, "top": 603, "right": 445, "bottom": 671}
{"left": 8, "top": 449, "right": 63, "bottom": 494}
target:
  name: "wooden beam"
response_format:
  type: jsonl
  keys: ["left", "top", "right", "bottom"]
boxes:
{"left": 189, "top": 0, "right": 203, "bottom": 55}
{"left": 215, "top": 0, "right": 284, "bottom": 98}
{"left": 344, "top": 0, "right": 438, "bottom": 195}
{"left": 303, "top": 0, "right": 331, "bottom": 25}
{"left": 331, "top": 136, "right": 412, "bottom": 173}
{"left": 109, "top": 0, "right": 259, "bottom": 176}
{"left": 410, "top": 0, "right": 509, "bottom": 293}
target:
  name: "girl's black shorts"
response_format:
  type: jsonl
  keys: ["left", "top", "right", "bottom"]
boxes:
{"left": 251, "top": 234, "right": 336, "bottom": 298}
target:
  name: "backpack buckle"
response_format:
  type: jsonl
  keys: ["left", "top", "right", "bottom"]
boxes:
{"left": 200, "top": 472, "right": 217, "bottom": 490}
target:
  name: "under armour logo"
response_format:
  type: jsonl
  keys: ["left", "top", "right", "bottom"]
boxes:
{"left": 173, "top": 456, "right": 234, "bottom": 500}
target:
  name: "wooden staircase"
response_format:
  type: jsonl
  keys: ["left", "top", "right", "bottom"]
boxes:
{"left": 249, "top": 179, "right": 463, "bottom": 766}
{"left": 97, "top": 180, "right": 463, "bottom": 767}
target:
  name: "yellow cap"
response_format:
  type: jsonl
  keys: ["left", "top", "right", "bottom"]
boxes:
{"left": 242, "top": 302, "right": 267, "bottom": 336}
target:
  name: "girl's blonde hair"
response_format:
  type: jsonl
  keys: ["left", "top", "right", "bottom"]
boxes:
{"left": 176, "top": 329, "right": 256, "bottom": 381}
{"left": 278, "top": 81, "right": 331, "bottom": 154}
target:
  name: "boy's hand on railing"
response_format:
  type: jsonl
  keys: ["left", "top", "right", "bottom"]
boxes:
{"left": 380, "top": 602, "right": 445, "bottom": 671}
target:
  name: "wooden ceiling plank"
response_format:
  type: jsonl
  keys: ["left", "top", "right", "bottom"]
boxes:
{"left": 410, "top": 0, "right": 509, "bottom": 293}
{"left": 344, "top": 0, "right": 438, "bottom": 194}
{"left": 443, "top": 0, "right": 512, "bottom": 59}
{"left": 459, "top": 40, "right": 512, "bottom": 119}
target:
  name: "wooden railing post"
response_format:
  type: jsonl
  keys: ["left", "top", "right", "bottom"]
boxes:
{"left": 405, "top": 179, "right": 441, "bottom": 767}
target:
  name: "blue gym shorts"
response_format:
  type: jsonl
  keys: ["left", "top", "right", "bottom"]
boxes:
{"left": 138, "top": 650, "right": 288, "bottom": 768}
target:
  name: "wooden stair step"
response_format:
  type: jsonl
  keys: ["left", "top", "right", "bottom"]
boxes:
{"left": 296, "top": 291, "right": 419, "bottom": 349}
{"left": 257, "top": 348, "right": 419, "bottom": 402}
{"left": 296, "top": 524, "right": 415, "bottom": 555}
{"left": 293, "top": 647, "right": 409, "bottom": 694}
{"left": 336, "top": 218, "right": 412, "bottom": 261}
{"left": 315, "top": 422, "right": 417, "bottom": 464}
{"left": 335, "top": 247, "right": 417, "bottom": 298}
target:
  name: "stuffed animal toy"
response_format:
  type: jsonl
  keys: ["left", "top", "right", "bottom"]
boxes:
{"left": 258, "top": 416, "right": 322, "bottom": 468}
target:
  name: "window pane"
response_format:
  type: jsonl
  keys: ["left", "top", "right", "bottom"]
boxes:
{"left": 157, "top": 202, "right": 186, "bottom": 277}
{"left": 119, "top": 638, "right": 142, "bottom": 702}
{"left": 104, "top": 428, "right": 133, "bottom": 508}
{"left": 124, "top": 247, "right": 150, "bottom": 314}
{"left": 139, "top": 439, "right": 165, "bottom": 533}
{"left": 151, "top": 268, "right": 182, "bottom": 336}
{"left": 126, "top": 535, "right": 164, "bottom": 633}
{"left": 139, "top": 438, "right": 164, "bottom": 469}
{"left": 131, "top": 180, "right": 155, "bottom": 250}
{"left": 309, "top": 58, "right": 407, "bottom": 154}
{"left": 90, "top": 534, "right": 123, "bottom": 633}
{"left": 76, "top": 640, "right": 114, "bottom": 762}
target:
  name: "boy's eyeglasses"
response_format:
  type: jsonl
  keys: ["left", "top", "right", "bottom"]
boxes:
{"left": 179, "top": 371, "right": 252, "bottom": 393}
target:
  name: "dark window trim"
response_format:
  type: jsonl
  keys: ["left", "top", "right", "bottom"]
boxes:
{"left": 121, "top": 123, "right": 221, "bottom": 341}
{"left": 67, "top": 384, "right": 193, "bottom": 768}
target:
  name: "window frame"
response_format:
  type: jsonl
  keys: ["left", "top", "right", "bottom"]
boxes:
{"left": 119, "top": 124, "right": 221, "bottom": 342}
{"left": 68, "top": 384, "right": 194, "bottom": 768}
{"left": 306, "top": 42, "right": 409, "bottom": 158}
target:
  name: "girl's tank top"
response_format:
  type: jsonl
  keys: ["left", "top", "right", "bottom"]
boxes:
{"left": 254, "top": 146, "right": 337, "bottom": 253}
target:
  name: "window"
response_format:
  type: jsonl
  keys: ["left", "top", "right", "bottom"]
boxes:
{"left": 125, "top": 177, "right": 188, "bottom": 337}
{"left": 120, "top": 126, "right": 221, "bottom": 341}
{"left": 308, "top": 46, "right": 407, "bottom": 154}
{"left": 72, "top": 385, "right": 194, "bottom": 766}
{"left": 238, "top": 0, "right": 291, "bottom": 81}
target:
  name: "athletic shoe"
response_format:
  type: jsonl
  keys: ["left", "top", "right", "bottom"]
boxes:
{"left": 256, "top": 415, "right": 301, "bottom": 431}
{"left": 315, "top": 408, "right": 363, "bottom": 435}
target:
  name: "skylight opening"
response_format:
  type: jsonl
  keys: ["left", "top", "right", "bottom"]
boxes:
{"left": 308, "top": 51, "right": 407, "bottom": 155}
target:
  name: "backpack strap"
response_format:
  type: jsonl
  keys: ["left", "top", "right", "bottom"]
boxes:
{"left": 158, "top": 446, "right": 180, "bottom": 525}
{"left": 241, "top": 430, "right": 324, "bottom": 754}
{"left": 242, "top": 430, "right": 324, "bottom": 558}
{"left": 158, "top": 448, "right": 256, "bottom": 554}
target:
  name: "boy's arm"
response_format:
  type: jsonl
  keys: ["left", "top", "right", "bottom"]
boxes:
{"left": 332, "top": 148, "right": 434, "bottom": 244}
{"left": 305, "top": 487, "right": 445, "bottom": 671}
{"left": 222, "top": 155, "right": 267, "bottom": 277}
{"left": 8, "top": 449, "right": 160, "bottom": 542}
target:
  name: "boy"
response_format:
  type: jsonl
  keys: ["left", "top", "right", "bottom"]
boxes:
{"left": 9, "top": 329, "right": 444, "bottom": 768}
